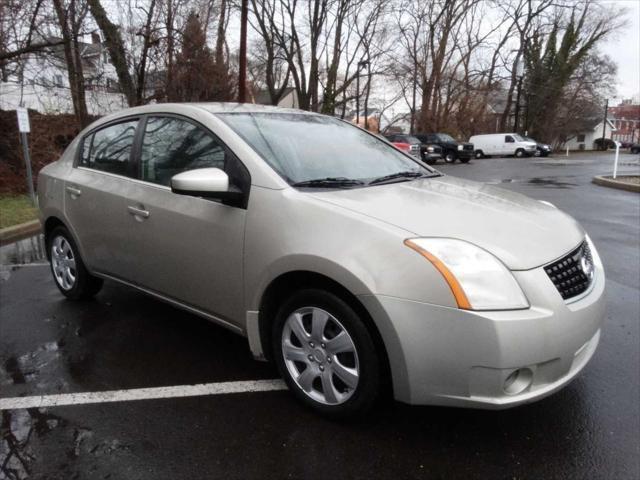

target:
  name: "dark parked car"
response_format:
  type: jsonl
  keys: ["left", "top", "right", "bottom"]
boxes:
{"left": 384, "top": 134, "right": 442, "bottom": 165}
{"left": 523, "top": 137, "right": 552, "bottom": 157}
{"left": 414, "top": 133, "right": 474, "bottom": 163}
{"left": 630, "top": 143, "right": 640, "bottom": 154}
{"left": 593, "top": 138, "right": 616, "bottom": 150}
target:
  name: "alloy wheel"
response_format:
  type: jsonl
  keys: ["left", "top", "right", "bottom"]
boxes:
{"left": 51, "top": 235, "right": 76, "bottom": 290}
{"left": 281, "top": 306, "right": 360, "bottom": 405}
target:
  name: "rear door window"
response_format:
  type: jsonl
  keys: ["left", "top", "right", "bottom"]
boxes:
{"left": 80, "top": 120, "right": 139, "bottom": 177}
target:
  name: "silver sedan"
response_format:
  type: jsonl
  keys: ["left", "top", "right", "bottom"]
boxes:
{"left": 38, "top": 103, "right": 605, "bottom": 418}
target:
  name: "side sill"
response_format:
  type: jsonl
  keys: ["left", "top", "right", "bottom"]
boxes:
{"left": 94, "top": 271, "right": 244, "bottom": 335}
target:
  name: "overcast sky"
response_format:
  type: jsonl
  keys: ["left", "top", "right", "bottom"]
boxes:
{"left": 600, "top": 0, "right": 640, "bottom": 103}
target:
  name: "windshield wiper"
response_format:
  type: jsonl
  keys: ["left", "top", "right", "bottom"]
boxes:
{"left": 368, "top": 171, "right": 439, "bottom": 185}
{"left": 292, "top": 177, "right": 365, "bottom": 188}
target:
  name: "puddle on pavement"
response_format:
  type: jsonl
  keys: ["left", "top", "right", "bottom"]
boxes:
{"left": 1, "top": 341, "right": 70, "bottom": 395}
{"left": 0, "top": 235, "right": 47, "bottom": 267}
{"left": 1, "top": 408, "right": 131, "bottom": 479}
{"left": 487, "top": 177, "right": 578, "bottom": 189}
{"left": 1, "top": 408, "right": 66, "bottom": 480}
{"left": 527, "top": 177, "right": 578, "bottom": 188}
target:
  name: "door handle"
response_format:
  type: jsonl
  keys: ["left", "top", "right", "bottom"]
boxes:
{"left": 66, "top": 186, "right": 82, "bottom": 197}
{"left": 127, "top": 205, "right": 150, "bottom": 219}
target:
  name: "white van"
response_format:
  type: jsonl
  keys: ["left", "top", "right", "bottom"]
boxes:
{"left": 469, "top": 133, "right": 537, "bottom": 158}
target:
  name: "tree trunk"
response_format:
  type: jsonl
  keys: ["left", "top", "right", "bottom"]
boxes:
{"left": 52, "top": 0, "right": 89, "bottom": 128}
{"left": 86, "top": 0, "right": 136, "bottom": 106}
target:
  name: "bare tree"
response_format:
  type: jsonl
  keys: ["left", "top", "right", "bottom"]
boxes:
{"left": 86, "top": 0, "right": 137, "bottom": 106}
{"left": 52, "top": 0, "right": 90, "bottom": 127}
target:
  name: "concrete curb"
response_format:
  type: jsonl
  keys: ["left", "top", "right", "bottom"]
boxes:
{"left": 592, "top": 175, "right": 640, "bottom": 193}
{"left": 0, "top": 219, "right": 42, "bottom": 245}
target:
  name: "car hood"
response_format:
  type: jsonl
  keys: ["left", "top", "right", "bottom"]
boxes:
{"left": 308, "top": 175, "right": 584, "bottom": 270}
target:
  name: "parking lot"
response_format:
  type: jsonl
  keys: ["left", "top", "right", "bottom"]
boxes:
{"left": 1, "top": 151, "right": 639, "bottom": 479}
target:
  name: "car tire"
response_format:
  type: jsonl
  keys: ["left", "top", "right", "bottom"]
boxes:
{"left": 48, "top": 226, "right": 103, "bottom": 300}
{"left": 459, "top": 158, "right": 471, "bottom": 164}
{"left": 515, "top": 149, "right": 525, "bottom": 158}
{"left": 272, "top": 288, "right": 381, "bottom": 419}
{"left": 444, "top": 152, "right": 456, "bottom": 163}
{"left": 474, "top": 150, "right": 484, "bottom": 159}
{"left": 534, "top": 149, "right": 541, "bottom": 157}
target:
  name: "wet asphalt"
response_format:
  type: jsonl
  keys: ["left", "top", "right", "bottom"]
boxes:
{"left": 1, "top": 152, "right": 639, "bottom": 479}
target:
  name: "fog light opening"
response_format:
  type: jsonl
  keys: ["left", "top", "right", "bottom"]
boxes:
{"left": 503, "top": 368, "right": 533, "bottom": 395}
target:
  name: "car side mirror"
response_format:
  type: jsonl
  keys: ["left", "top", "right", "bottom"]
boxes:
{"left": 171, "top": 168, "right": 243, "bottom": 203}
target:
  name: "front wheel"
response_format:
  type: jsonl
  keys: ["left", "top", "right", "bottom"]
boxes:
{"left": 48, "top": 226, "right": 103, "bottom": 300}
{"left": 444, "top": 152, "right": 456, "bottom": 163}
{"left": 515, "top": 149, "right": 525, "bottom": 158}
{"left": 459, "top": 157, "right": 471, "bottom": 164}
{"left": 273, "top": 289, "right": 381, "bottom": 419}
{"left": 474, "top": 150, "right": 484, "bottom": 159}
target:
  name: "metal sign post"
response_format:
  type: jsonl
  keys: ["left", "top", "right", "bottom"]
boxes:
{"left": 16, "top": 108, "right": 36, "bottom": 205}
{"left": 613, "top": 141, "right": 620, "bottom": 179}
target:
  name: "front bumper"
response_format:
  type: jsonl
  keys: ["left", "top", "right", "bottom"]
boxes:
{"left": 359, "top": 258, "right": 605, "bottom": 408}
{"left": 421, "top": 152, "right": 442, "bottom": 161}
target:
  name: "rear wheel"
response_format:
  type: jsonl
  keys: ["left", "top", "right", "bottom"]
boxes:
{"left": 474, "top": 150, "right": 484, "bottom": 159}
{"left": 48, "top": 226, "right": 103, "bottom": 300}
{"left": 272, "top": 289, "right": 381, "bottom": 419}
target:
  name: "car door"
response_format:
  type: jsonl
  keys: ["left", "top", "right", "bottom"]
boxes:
{"left": 504, "top": 135, "right": 515, "bottom": 155}
{"left": 64, "top": 119, "right": 139, "bottom": 277}
{"left": 124, "top": 115, "right": 249, "bottom": 326}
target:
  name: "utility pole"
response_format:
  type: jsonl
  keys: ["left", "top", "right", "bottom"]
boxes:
{"left": 410, "top": 64, "right": 417, "bottom": 134}
{"left": 355, "top": 60, "right": 368, "bottom": 126}
{"left": 514, "top": 75, "right": 523, "bottom": 132}
{"left": 601, "top": 98, "right": 608, "bottom": 144}
{"left": 238, "top": 0, "right": 248, "bottom": 103}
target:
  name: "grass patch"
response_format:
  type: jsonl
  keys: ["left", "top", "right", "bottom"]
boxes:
{"left": 0, "top": 195, "right": 38, "bottom": 229}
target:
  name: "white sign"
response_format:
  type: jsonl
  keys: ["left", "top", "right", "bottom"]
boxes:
{"left": 17, "top": 107, "right": 30, "bottom": 133}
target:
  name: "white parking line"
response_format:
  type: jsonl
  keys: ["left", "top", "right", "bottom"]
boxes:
{"left": 0, "top": 379, "right": 287, "bottom": 411}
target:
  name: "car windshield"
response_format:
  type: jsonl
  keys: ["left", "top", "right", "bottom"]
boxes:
{"left": 437, "top": 133, "right": 456, "bottom": 142}
{"left": 218, "top": 113, "right": 434, "bottom": 185}
{"left": 512, "top": 134, "right": 526, "bottom": 141}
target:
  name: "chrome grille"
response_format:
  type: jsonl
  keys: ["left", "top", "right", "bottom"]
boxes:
{"left": 544, "top": 241, "right": 594, "bottom": 300}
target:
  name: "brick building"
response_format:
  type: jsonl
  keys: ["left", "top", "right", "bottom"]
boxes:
{"left": 609, "top": 101, "right": 640, "bottom": 144}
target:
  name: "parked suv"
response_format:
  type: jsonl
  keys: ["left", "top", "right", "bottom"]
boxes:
{"left": 384, "top": 134, "right": 442, "bottom": 165}
{"left": 38, "top": 103, "right": 605, "bottom": 419}
{"left": 414, "top": 133, "right": 473, "bottom": 163}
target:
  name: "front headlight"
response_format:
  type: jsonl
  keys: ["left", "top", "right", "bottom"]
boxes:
{"left": 427, "top": 146, "right": 434, "bottom": 153}
{"left": 457, "top": 145, "right": 463, "bottom": 151}
{"left": 404, "top": 238, "right": 529, "bottom": 310}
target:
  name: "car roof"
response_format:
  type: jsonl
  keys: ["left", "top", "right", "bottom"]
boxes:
{"left": 81, "top": 102, "right": 321, "bottom": 136}
{"left": 191, "top": 102, "right": 309, "bottom": 115}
